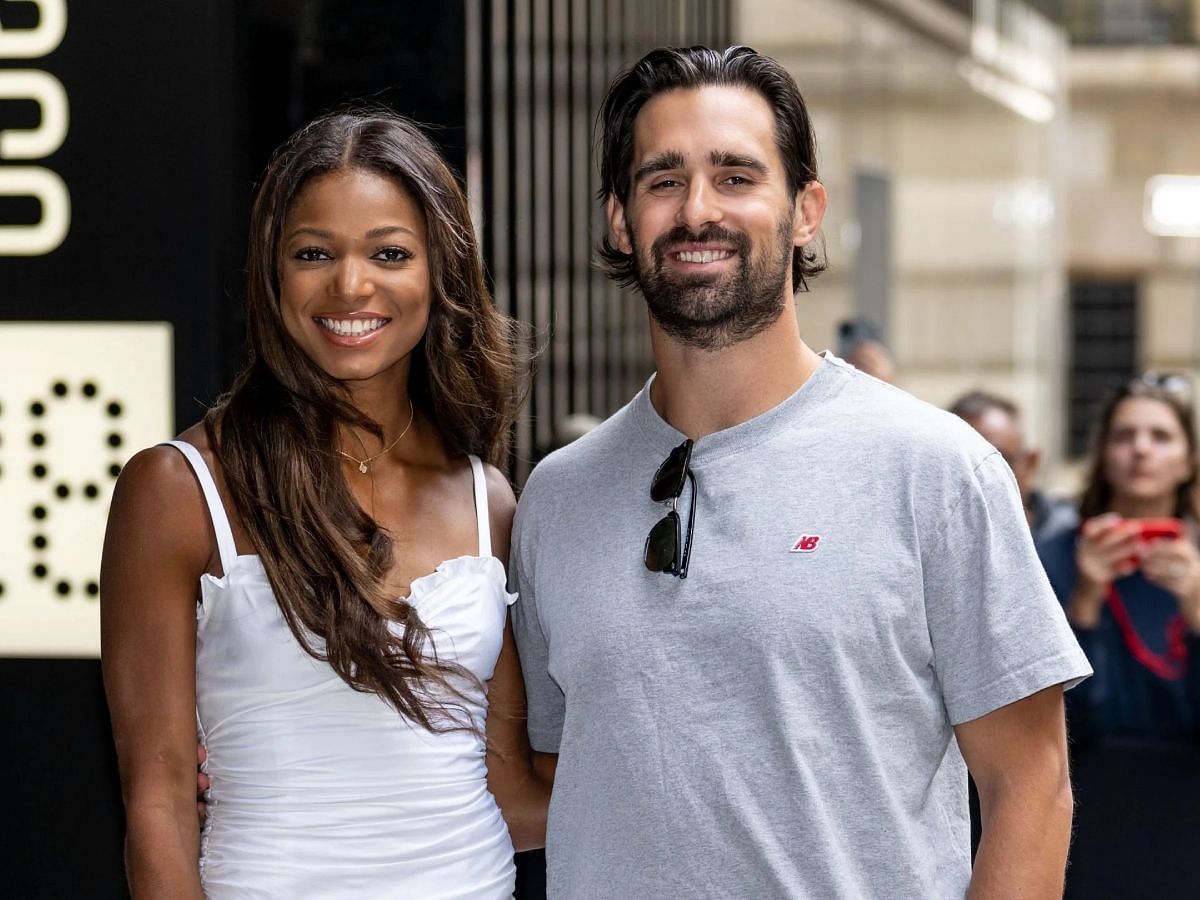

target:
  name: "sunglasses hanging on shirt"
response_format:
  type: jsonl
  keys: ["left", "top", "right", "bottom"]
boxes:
{"left": 644, "top": 438, "right": 697, "bottom": 578}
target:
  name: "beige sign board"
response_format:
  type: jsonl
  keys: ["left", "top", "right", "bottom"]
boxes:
{"left": 0, "top": 322, "right": 173, "bottom": 657}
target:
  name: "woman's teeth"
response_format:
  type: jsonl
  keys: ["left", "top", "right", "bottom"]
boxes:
{"left": 316, "top": 317, "right": 387, "bottom": 337}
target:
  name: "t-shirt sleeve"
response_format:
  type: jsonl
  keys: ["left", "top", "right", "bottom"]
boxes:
{"left": 510, "top": 505, "right": 566, "bottom": 753}
{"left": 922, "top": 452, "right": 1093, "bottom": 725}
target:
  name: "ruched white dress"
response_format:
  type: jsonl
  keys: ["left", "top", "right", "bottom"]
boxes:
{"left": 167, "top": 441, "right": 517, "bottom": 899}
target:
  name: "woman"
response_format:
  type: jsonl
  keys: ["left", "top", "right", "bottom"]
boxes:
{"left": 101, "top": 111, "right": 547, "bottom": 898}
{"left": 1037, "top": 374, "right": 1200, "bottom": 743}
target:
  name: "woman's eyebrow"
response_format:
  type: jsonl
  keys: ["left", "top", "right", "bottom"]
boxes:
{"left": 286, "top": 226, "right": 334, "bottom": 241}
{"left": 365, "top": 225, "right": 417, "bottom": 239}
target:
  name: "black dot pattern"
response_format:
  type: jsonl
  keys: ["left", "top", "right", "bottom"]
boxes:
{"left": 25, "top": 377, "right": 129, "bottom": 600}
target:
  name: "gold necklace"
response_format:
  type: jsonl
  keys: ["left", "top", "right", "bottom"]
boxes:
{"left": 337, "top": 399, "right": 414, "bottom": 474}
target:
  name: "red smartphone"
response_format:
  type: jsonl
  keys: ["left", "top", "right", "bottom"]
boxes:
{"left": 1123, "top": 517, "right": 1183, "bottom": 567}
{"left": 1134, "top": 518, "right": 1183, "bottom": 542}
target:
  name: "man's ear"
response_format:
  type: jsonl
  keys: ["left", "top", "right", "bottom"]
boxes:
{"left": 606, "top": 194, "right": 633, "bottom": 255}
{"left": 792, "top": 181, "right": 827, "bottom": 247}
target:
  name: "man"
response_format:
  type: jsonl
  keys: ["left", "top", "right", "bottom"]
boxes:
{"left": 949, "top": 389, "right": 1078, "bottom": 544}
{"left": 511, "top": 46, "right": 1090, "bottom": 899}
{"left": 838, "top": 317, "right": 897, "bottom": 384}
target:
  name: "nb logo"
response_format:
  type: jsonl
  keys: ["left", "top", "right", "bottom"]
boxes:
{"left": 790, "top": 535, "right": 821, "bottom": 553}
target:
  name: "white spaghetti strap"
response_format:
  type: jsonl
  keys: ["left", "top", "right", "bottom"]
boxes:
{"left": 468, "top": 454, "right": 491, "bottom": 559}
{"left": 165, "top": 440, "right": 239, "bottom": 576}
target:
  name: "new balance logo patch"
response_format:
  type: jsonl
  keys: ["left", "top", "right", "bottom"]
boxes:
{"left": 791, "top": 535, "right": 821, "bottom": 553}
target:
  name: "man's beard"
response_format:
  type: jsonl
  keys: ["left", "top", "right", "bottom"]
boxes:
{"left": 632, "top": 218, "right": 795, "bottom": 352}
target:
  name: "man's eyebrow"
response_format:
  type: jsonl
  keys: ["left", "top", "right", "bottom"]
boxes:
{"left": 634, "top": 151, "right": 686, "bottom": 182}
{"left": 710, "top": 151, "right": 769, "bottom": 175}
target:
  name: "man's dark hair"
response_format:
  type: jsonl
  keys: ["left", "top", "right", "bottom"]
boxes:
{"left": 948, "top": 390, "right": 1020, "bottom": 423}
{"left": 596, "top": 45, "right": 825, "bottom": 291}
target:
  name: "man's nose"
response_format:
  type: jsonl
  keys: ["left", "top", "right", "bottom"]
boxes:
{"left": 676, "top": 180, "right": 721, "bottom": 231}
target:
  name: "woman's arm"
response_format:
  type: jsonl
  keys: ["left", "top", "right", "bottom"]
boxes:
{"left": 1064, "top": 514, "right": 1137, "bottom": 628}
{"left": 481, "top": 464, "right": 552, "bottom": 851}
{"left": 486, "top": 617, "right": 553, "bottom": 850}
{"left": 1142, "top": 534, "right": 1200, "bottom": 734}
{"left": 100, "top": 446, "right": 213, "bottom": 899}
{"left": 1040, "top": 519, "right": 1131, "bottom": 743}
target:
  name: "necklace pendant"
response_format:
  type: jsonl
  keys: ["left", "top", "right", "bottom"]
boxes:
{"left": 358, "top": 462, "right": 369, "bottom": 474}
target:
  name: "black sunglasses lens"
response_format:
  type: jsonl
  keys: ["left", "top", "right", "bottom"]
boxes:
{"left": 644, "top": 512, "right": 680, "bottom": 573}
{"left": 650, "top": 441, "right": 691, "bottom": 502}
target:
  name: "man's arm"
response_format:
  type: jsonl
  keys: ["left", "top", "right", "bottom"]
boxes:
{"left": 955, "top": 685, "right": 1073, "bottom": 900}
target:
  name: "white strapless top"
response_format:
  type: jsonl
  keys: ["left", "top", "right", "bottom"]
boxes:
{"left": 168, "top": 441, "right": 516, "bottom": 899}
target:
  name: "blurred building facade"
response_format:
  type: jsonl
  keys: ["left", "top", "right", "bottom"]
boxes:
{"left": 742, "top": 0, "right": 1200, "bottom": 491}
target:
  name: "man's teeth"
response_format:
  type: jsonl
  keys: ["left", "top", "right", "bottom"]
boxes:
{"left": 677, "top": 249, "right": 733, "bottom": 263}
{"left": 317, "top": 317, "right": 387, "bottom": 337}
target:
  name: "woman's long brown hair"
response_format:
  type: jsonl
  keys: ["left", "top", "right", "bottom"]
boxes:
{"left": 206, "top": 110, "right": 519, "bottom": 732}
{"left": 1078, "top": 376, "right": 1199, "bottom": 522}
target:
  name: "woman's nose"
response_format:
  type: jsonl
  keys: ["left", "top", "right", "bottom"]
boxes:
{"left": 333, "top": 257, "right": 375, "bottom": 302}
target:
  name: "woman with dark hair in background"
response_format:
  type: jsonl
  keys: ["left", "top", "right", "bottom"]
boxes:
{"left": 1037, "top": 374, "right": 1200, "bottom": 743}
{"left": 100, "top": 110, "right": 547, "bottom": 898}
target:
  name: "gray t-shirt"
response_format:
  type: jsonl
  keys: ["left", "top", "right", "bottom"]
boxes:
{"left": 511, "top": 355, "right": 1090, "bottom": 899}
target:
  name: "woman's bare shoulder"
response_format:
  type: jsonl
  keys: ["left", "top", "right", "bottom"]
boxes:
{"left": 105, "top": 425, "right": 216, "bottom": 571}
{"left": 481, "top": 462, "right": 516, "bottom": 561}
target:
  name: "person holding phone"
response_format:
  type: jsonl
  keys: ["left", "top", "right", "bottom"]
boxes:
{"left": 1037, "top": 374, "right": 1200, "bottom": 742}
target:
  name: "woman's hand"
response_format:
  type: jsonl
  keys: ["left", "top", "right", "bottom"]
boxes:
{"left": 1068, "top": 515, "right": 1140, "bottom": 628}
{"left": 1142, "top": 537, "right": 1200, "bottom": 632}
